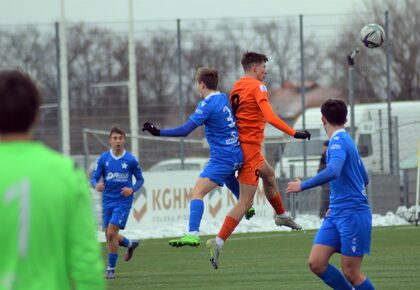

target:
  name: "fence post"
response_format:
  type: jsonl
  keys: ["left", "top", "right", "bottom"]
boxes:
{"left": 367, "top": 171, "right": 374, "bottom": 213}
{"left": 299, "top": 14, "right": 307, "bottom": 178}
{"left": 83, "top": 128, "right": 89, "bottom": 174}
{"left": 128, "top": 0, "right": 139, "bottom": 158}
{"left": 290, "top": 164, "right": 296, "bottom": 218}
{"left": 58, "top": 0, "right": 70, "bottom": 155}
{"left": 347, "top": 48, "right": 359, "bottom": 139}
{"left": 176, "top": 18, "right": 185, "bottom": 169}
{"left": 415, "top": 142, "right": 420, "bottom": 226}
{"left": 54, "top": 22, "right": 62, "bottom": 152}
{"left": 402, "top": 169, "right": 409, "bottom": 207}
{"left": 394, "top": 116, "right": 400, "bottom": 175}
{"left": 378, "top": 109, "right": 384, "bottom": 172}
{"left": 385, "top": 10, "right": 393, "bottom": 174}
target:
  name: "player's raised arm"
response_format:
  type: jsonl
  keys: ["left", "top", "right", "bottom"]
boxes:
{"left": 142, "top": 120, "right": 198, "bottom": 137}
{"left": 257, "top": 97, "right": 310, "bottom": 140}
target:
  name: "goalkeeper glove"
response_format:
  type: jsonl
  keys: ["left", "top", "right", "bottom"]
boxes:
{"left": 142, "top": 122, "right": 160, "bottom": 136}
{"left": 294, "top": 130, "right": 311, "bottom": 140}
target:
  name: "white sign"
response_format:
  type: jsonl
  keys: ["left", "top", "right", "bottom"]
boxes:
{"left": 125, "top": 170, "right": 272, "bottom": 232}
{"left": 359, "top": 121, "right": 376, "bottom": 134}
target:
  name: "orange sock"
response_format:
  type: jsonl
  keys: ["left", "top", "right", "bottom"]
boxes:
{"left": 268, "top": 193, "right": 286, "bottom": 215}
{"left": 217, "top": 215, "right": 239, "bottom": 241}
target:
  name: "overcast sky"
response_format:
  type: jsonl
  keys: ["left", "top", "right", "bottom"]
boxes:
{"left": 0, "top": 0, "right": 368, "bottom": 24}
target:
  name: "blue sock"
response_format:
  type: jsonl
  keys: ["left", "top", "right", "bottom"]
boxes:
{"left": 188, "top": 199, "right": 204, "bottom": 232}
{"left": 319, "top": 264, "right": 353, "bottom": 290}
{"left": 355, "top": 278, "right": 374, "bottom": 290}
{"left": 119, "top": 236, "right": 130, "bottom": 248}
{"left": 108, "top": 253, "right": 118, "bottom": 268}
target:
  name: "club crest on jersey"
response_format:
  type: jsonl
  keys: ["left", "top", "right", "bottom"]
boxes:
{"left": 121, "top": 162, "right": 128, "bottom": 169}
{"left": 259, "top": 85, "right": 267, "bottom": 92}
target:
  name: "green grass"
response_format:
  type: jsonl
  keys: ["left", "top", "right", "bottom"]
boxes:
{"left": 104, "top": 226, "right": 420, "bottom": 289}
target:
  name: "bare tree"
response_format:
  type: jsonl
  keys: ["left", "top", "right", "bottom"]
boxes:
{"left": 136, "top": 32, "right": 178, "bottom": 106}
{"left": 327, "top": 0, "right": 419, "bottom": 102}
{"left": 364, "top": 0, "right": 419, "bottom": 100}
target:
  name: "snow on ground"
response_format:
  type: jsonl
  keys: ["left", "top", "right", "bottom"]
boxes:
{"left": 97, "top": 207, "right": 413, "bottom": 242}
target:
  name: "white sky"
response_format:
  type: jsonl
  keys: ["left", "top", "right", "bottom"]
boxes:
{"left": 0, "top": 0, "right": 368, "bottom": 24}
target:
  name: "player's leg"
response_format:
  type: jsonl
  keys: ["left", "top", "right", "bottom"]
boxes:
{"left": 206, "top": 182, "right": 257, "bottom": 269}
{"left": 113, "top": 205, "right": 139, "bottom": 262}
{"left": 341, "top": 256, "right": 374, "bottom": 289}
{"left": 105, "top": 204, "right": 135, "bottom": 277}
{"left": 339, "top": 210, "right": 374, "bottom": 289}
{"left": 206, "top": 143, "right": 259, "bottom": 269}
{"left": 117, "top": 234, "right": 140, "bottom": 262}
{"left": 224, "top": 172, "right": 255, "bottom": 220}
{"left": 105, "top": 223, "right": 120, "bottom": 279}
{"left": 309, "top": 217, "right": 353, "bottom": 289}
{"left": 214, "top": 143, "right": 260, "bottom": 246}
{"left": 102, "top": 205, "right": 117, "bottom": 278}
{"left": 259, "top": 159, "right": 301, "bottom": 230}
{"left": 169, "top": 177, "right": 218, "bottom": 247}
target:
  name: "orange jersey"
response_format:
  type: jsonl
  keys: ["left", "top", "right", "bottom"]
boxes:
{"left": 230, "top": 77, "right": 295, "bottom": 144}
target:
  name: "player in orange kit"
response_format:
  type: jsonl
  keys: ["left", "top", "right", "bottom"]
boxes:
{"left": 206, "top": 51, "right": 311, "bottom": 269}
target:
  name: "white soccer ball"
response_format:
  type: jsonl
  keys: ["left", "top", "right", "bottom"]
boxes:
{"left": 360, "top": 23, "right": 385, "bottom": 48}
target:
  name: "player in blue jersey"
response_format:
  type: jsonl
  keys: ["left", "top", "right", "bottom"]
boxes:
{"left": 142, "top": 67, "right": 246, "bottom": 247}
{"left": 90, "top": 126, "right": 144, "bottom": 279}
{"left": 286, "top": 99, "right": 374, "bottom": 290}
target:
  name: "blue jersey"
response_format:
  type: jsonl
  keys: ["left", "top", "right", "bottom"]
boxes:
{"left": 90, "top": 150, "right": 144, "bottom": 205}
{"left": 327, "top": 129, "right": 369, "bottom": 211}
{"left": 189, "top": 92, "right": 242, "bottom": 162}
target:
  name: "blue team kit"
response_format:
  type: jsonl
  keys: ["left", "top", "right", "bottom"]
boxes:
{"left": 91, "top": 150, "right": 144, "bottom": 229}
{"left": 189, "top": 92, "right": 243, "bottom": 186}
{"left": 303, "top": 129, "right": 372, "bottom": 256}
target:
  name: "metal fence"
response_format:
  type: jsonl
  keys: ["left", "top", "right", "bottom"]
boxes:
{"left": 1, "top": 12, "right": 419, "bottom": 215}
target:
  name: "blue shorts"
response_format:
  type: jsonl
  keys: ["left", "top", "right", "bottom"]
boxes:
{"left": 314, "top": 209, "right": 372, "bottom": 257}
{"left": 103, "top": 202, "right": 132, "bottom": 230}
{"left": 200, "top": 158, "right": 242, "bottom": 187}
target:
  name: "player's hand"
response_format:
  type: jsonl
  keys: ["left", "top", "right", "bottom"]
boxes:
{"left": 286, "top": 178, "right": 302, "bottom": 194}
{"left": 142, "top": 122, "right": 160, "bottom": 136}
{"left": 294, "top": 130, "right": 311, "bottom": 140}
{"left": 95, "top": 183, "right": 105, "bottom": 192}
{"left": 121, "top": 187, "right": 133, "bottom": 197}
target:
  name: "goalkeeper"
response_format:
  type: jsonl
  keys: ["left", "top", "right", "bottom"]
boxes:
{"left": 0, "top": 70, "right": 104, "bottom": 290}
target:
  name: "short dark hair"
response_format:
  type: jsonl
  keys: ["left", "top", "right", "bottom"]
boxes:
{"left": 109, "top": 126, "right": 126, "bottom": 138}
{"left": 0, "top": 70, "right": 41, "bottom": 134}
{"left": 241, "top": 51, "right": 268, "bottom": 72}
{"left": 196, "top": 67, "right": 218, "bottom": 90}
{"left": 321, "top": 99, "right": 348, "bottom": 126}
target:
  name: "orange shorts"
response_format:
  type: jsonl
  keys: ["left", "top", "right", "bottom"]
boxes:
{"left": 237, "top": 142, "right": 265, "bottom": 186}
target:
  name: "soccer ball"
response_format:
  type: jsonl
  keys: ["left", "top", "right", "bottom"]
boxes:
{"left": 360, "top": 23, "right": 385, "bottom": 48}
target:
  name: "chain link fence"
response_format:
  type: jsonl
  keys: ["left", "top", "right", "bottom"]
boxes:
{"left": 1, "top": 12, "right": 419, "bottom": 215}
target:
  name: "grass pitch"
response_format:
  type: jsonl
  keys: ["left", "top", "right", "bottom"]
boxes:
{"left": 104, "top": 226, "right": 420, "bottom": 289}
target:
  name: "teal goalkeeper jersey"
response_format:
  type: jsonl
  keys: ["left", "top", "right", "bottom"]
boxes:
{"left": 0, "top": 142, "right": 105, "bottom": 290}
